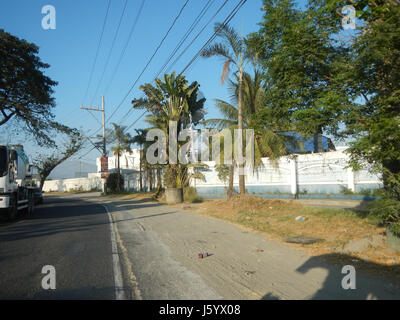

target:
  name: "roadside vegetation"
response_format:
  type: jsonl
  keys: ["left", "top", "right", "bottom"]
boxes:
{"left": 179, "top": 195, "right": 399, "bottom": 267}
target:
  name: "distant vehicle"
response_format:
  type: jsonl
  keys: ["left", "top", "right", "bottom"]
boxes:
{"left": 33, "top": 188, "right": 43, "bottom": 205}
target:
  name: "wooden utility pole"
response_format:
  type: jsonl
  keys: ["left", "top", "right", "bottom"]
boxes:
{"left": 80, "top": 95, "right": 106, "bottom": 157}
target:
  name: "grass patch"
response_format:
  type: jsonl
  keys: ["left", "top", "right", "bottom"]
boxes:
{"left": 192, "top": 195, "right": 396, "bottom": 264}
{"left": 183, "top": 187, "right": 203, "bottom": 203}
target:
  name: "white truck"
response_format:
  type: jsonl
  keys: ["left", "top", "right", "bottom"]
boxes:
{"left": 0, "top": 145, "right": 35, "bottom": 220}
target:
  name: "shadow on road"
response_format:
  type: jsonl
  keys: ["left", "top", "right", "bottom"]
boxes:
{"left": 0, "top": 195, "right": 108, "bottom": 242}
{"left": 262, "top": 253, "right": 400, "bottom": 300}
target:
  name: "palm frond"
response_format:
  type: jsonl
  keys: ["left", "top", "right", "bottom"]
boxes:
{"left": 221, "top": 59, "right": 231, "bottom": 85}
{"left": 201, "top": 118, "right": 236, "bottom": 130}
{"left": 214, "top": 99, "right": 238, "bottom": 121}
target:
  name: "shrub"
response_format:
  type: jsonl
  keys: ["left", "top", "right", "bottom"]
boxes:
{"left": 340, "top": 185, "right": 354, "bottom": 195}
{"left": 68, "top": 186, "right": 84, "bottom": 193}
{"left": 106, "top": 173, "right": 124, "bottom": 193}
{"left": 183, "top": 187, "right": 202, "bottom": 203}
{"left": 368, "top": 198, "right": 400, "bottom": 236}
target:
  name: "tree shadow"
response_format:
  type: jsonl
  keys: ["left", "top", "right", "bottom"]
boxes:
{"left": 295, "top": 253, "right": 400, "bottom": 300}
{"left": 261, "top": 292, "right": 280, "bottom": 300}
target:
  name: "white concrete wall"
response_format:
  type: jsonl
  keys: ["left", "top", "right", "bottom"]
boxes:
{"left": 42, "top": 177, "right": 102, "bottom": 193}
{"left": 43, "top": 150, "right": 382, "bottom": 195}
{"left": 192, "top": 150, "right": 382, "bottom": 196}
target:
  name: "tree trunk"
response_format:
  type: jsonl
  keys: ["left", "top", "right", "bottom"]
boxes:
{"left": 149, "top": 168, "right": 153, "bottom": 191}
{"left": 238, "top": 68, "right": 246, "bottom": 195}
{"left": 40, "top": 179, "right": 45, "bottom": 191}
{"left": 382, "top": 160, "right": 400, "bottom": 200}
{"left": 139, "top": 148, "right": 143, "bottom": 192}
{"left": 227, "top": 163, "right": 234, "bottom": 198}
{"left": 313, "top": 126, "right": 323, "bottom": 153}
{"left": 157, "top": 168, "right": 162, "bottom": 188}
{"left": 117, "top": 153, "right": 121, "bottom": 192}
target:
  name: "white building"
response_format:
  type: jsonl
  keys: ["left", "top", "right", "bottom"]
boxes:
{"left": 96, "top": 149, "right": 141, "bottom": 173}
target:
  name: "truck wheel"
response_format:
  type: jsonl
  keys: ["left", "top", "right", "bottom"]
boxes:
{"left": 28, "top": 199, "right": 35, "bottom": 215}
{"left": 7, "top": 197, "right": 17, "bottom": 220}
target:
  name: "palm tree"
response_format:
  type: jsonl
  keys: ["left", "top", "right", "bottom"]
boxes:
{"left": 201, "top": 23, "right": 254, "bottom": 195}
{"left": 132, "top": 72, "right": 206, "bottom": 188}
{"left": 109, "top": 123, "right": 133, "bottom": 192}
{"left": 132, "top": 129, "right": 147, "bottom": 192}
{"left": 203, "top": 70, "right": 287, "bottom": 197}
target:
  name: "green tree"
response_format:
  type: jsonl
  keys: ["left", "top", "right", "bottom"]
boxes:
{"left": 302, "top": 0, "right": 400, "bottom": 199}
{"left": 340, "top": 0, "right": 400, "bottom": 199}
{"left": 247, "top": 0, "right": 352, "bottom": 151}
{"left": 34, "top": 131, "right": 84, "bottom": 190}
{"left": 201, "top": 23, "right": 255, "bottom": 195}
{"left": 0, "top": 29, "right": 71, "bottom": 146}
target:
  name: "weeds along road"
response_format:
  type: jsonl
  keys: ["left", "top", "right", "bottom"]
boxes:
{"left": 0, "top": 193, "right": 117, "bottom": 299}
{"left": 0, "top": 192, "right": 399, "bottom": 300}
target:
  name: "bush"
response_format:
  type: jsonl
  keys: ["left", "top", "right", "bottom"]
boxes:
{"left": 106, "top": 173, "right": 124, "bottom": 193}
{"left": 368, "top": 198, "right": 400, "bottom": 236}
{"left": 68, "top": 186, "right": 84, "bottom": 193}
{"left": 183, "top": 187, "right": 202, "bottom": 203}
{"left": 340, "top": 185, "right": 354, "bottom": 195}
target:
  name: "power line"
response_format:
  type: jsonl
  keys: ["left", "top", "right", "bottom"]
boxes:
{"left": 59, "top": 0, "right": 146, "bottom": 146}
{"left": 118, "top": 0, "right": 229, "bottom": 129}
{"left": 105, "top": 0, "right": 191, "bottom": 126}
{"left": 179, "top": 0, "right": 247, "bottom": 76}
{"left": 103, "top": 0, "right": 147, "bottom": 96}
{"left": 90, "top": 0, "right": 129, "bottom": 106}
{"left": 81, "top": 0, "right": 112, "bottom": 105}
{"left": 166, "top": 0, "right": 230, "bottom": 74}
{"left": 78, "top": 145, "right": 97, "bottom": 160}
{"left": 97, "top": 0, "right": 248, "bottom": 150}
{"left": 154, "top": 0, "right": 214, "bottom": 79}
{"left": 117, "top": 0, "right": 215, "bottom": 126}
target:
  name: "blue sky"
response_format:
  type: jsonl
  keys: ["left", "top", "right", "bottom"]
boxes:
{"left": 0, "top": 0, "right": 310, "bottom": 165}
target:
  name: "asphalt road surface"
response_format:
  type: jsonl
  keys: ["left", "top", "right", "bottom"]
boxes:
{"left": 0, "top": 194, "right": 115, "bottom": 299}
{"left": 1, "top": 193, "right": 399, "bottom": 300}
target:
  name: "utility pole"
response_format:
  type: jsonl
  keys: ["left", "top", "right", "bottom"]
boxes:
{"left": 80, "top": 95, "right": 106, "bottom": 156}
{"left": 80, "top": 95, "right": 107, "bottom": 192}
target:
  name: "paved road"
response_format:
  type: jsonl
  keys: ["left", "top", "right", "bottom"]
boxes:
{"left": 0, "top": 194, "right": 115, "bottom": 299}
{"left": 1, "top": 193, "right": 399, "bottom": 300}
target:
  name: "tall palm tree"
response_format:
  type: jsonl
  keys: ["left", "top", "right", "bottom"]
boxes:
{"left": 201, "top": 23, "right": 254, "bottom": 194}
{"left": 109, "top": 123, "right": 133, "bottom": 192}
{"left": 203, "top": 70, "right": 287, "bottom": 197}
{"left": 132, "top": 72, "right": 206, "bottom": 188}
{"left": 132, "top": 128, "right": 147, "bottom": 192}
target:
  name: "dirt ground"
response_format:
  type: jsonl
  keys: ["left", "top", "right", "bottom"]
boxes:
{"left": 173, "top": 196, "right": 400, "bottom": 271}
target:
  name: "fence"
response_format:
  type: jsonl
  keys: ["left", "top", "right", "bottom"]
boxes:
{"left": 42, "top": 150, "right": 382, "bottom": 197}
{"left": 192, "top": 150, "right": 382, "bottom": 198}
{"left": 42, "top": 175, "right": 102, "bottom": 193}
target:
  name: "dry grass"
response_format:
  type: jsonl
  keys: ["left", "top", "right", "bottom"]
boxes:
{"left": 180, "top": 195, "right": 400, "bottom": 267}
{"left": 106, "top": 192, "right": 155, "bottom": 202}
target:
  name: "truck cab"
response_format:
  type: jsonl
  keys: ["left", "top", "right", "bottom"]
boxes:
{"left": 0, "top": 145, "right": 35, "bottom": 220}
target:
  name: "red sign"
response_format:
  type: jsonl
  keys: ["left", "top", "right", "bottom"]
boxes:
{"left": 100, "top": 156, "right": 109, "bottom": 180}
{"left": 101, "top": 172, "right": 109, "bottom": 180}
{"left": 100, "top": 156, "right": 108, "bottom": 172}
